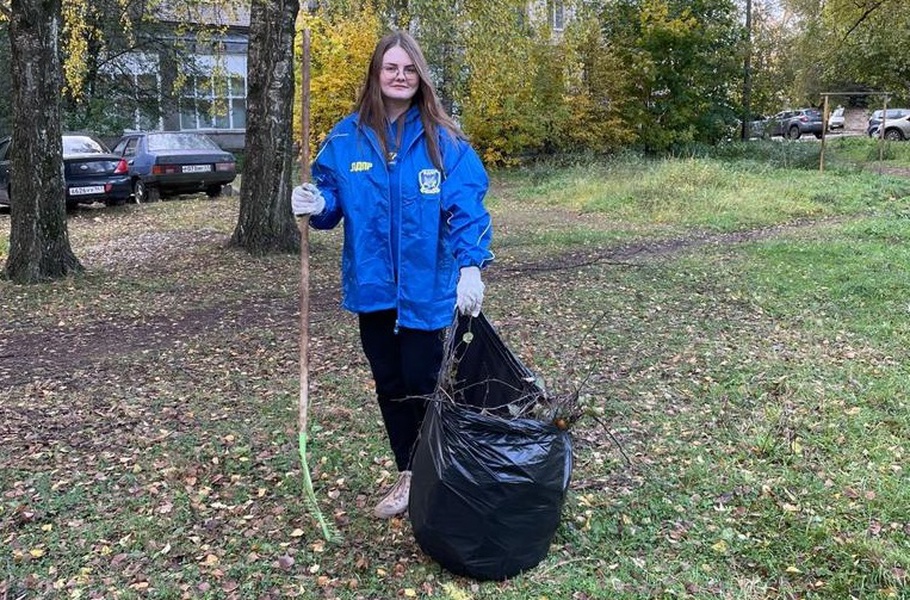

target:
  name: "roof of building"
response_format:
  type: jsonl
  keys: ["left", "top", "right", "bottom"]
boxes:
{"left": 155, "top": 3, "right": 251, "bottom": 29}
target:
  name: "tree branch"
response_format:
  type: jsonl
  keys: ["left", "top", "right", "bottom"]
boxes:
{"left": 840, "top": 0, "right": 885, "bottom": 43}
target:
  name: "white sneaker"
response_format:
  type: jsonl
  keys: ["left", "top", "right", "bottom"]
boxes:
{"left": 373, "top": 471, "right": 411, "bottom": 519}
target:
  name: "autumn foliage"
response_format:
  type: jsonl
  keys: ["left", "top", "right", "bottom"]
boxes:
{"left": 292, "top": 0, "right": 745, "bottom": 165}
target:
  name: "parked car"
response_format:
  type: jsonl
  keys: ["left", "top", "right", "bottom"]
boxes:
{"left": 763, "top": 109, "right": 825, "bottom": 139}
{"left": 0, "top": 134, "right": 132, "bottom": 209}
{"left": 111, "top": 131, "right": 237, "bottom": 203}
{"left": 827, "top": 106, "right": 845, "bottom": 131}
{"left": 867, "top": 108, "right": 910, "bottom": 137}
{"left": 868, "top": 114, "right": 910, "bottom": 141}
{"left": 744, "top": 115, "right": 768, "bottom": 139}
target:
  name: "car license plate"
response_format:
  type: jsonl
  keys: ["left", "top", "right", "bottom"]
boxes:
{"left": 69, "top": 185, "right": 105, "bottom": 196}
{"left": 182, "top": 165, "right": 211, "bottom": 173}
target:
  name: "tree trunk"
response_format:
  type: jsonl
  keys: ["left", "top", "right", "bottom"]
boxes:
{"left": 159, "top": 44, "right": 181, "bottom": 131}
{"left": 741, "top": 0, "right": 753, "bottom": 141}
{"left": 230, "top": 0, "right": 300, "bottom": 255}
{"left": 4, "top": 0, "right": 83, "bottom": 283}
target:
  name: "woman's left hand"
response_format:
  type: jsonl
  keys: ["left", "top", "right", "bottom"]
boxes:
{"left": 456, "top": 266, "right": 484, "bottom": 316}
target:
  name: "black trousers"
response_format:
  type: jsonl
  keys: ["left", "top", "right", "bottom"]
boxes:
{"left": 358, "top": 309, "right": 445, "bottom": 471}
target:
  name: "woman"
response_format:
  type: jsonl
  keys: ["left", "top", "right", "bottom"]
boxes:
{"left": 292, "top": 31, "right": 493, "bottom": 519}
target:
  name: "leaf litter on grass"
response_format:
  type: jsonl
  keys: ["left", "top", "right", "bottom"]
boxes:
{"left": 3, "top": 176, "right": 910, "bottom": 598}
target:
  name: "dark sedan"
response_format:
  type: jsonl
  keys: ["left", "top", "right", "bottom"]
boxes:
{"left": 0, "top": 134, "right": 132, "bottom": 209}
{"left": 111, "top": 132, "right": 236, "bottom": 203}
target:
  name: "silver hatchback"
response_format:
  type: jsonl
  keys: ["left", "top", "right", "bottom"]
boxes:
{"left": 869, "top": 113, "right": 910, "bottom": 141}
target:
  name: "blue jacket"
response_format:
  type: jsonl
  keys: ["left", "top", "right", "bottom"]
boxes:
{"left": 310, "top": 108, "right": 493, "bottom": 331}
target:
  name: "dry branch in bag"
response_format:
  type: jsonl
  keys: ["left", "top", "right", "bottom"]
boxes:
{"left": 436, "top": 314, "right": 585, "bottom": 430}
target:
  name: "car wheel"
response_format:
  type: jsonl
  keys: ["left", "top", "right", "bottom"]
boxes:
{"left": 205, "top": 184, "right": 222, "bottom": 198}
{"left": 134, "top": 179, "right": 160, "bottom": 203}
{"left": 884, "top": 129, "right": 903, "bottom": 142}
{"left": 788, "top": 125, "right": 801, "bottom": 140}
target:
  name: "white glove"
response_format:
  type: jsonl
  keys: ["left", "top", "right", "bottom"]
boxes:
{"left": 292, "top": 183, "right": 325, "bottom": 216}
{"left": 456, "top": 266, "right": 484, "bottom": 317}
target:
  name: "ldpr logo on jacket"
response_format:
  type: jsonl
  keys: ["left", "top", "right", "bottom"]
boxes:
{"left": 419, "top": 169, "right": 441, "bottom": 194}
{"left": 350, "top": 161, "right": 372, "bottom": 172}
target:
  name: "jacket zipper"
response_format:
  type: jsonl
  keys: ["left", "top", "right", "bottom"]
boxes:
{"left": 393, "top": 122, "right": 426, "bottom": 334}
{"left": 364, "top": 116, "right": 425, "bottom": 335}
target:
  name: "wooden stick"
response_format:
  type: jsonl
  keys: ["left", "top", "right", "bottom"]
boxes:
{"left": 294, "top": 26, "right": 335, "bottom": 542}
{"left": 298, "top": 27, "right": 311, "bottom": 434}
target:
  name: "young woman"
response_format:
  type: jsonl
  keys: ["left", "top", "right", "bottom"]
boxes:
{"left": 292, "top": 31, "right": 493, "bottom": 519}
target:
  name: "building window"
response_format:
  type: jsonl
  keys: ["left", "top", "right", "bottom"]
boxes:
{"left": 179, "top": 71, "right": 246, "bottom": 130}
{"left": 551, "top": 0, "right": 565, "bottom": 31}
{"left": 114, "top": 48, "right": 247, "bottom": 132}
{"left": 106, "top": 72, "right": 162, "bottom": 131}
{"left": 230, "top": 75, "right": 247, "bottom": 129}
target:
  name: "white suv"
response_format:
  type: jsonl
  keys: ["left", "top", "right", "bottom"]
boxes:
{"left": 867, "top": 108, "right": 910, "bottom": 137}
{"left": 870, "top": 113, "right": 910, "bottom": 141}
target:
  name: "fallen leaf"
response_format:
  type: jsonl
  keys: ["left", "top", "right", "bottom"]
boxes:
{"left": 202, "top": 554, "right": 219, "bottom": 566}
{"left": 441, "top": 582, "right": 473, "bottom": 600}
{"left": 711, "top": 540, "right": 728, "bottom": 554}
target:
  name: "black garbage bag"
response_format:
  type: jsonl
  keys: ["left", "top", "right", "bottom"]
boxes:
{"left": 409, "top": 313, "right": 573, "bottom": 581}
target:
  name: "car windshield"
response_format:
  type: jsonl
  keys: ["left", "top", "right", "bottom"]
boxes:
{"left": 147, "top": 133, "right": 221, "bottom": 151}
{"left": 872, "top": 109, "right": 908, "bottom": 120}
{"left": 63, "top": 136, "right": 106, "bottom": 154}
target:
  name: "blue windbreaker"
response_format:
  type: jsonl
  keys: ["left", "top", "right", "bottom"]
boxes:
{"left": 309, "top": 107, "right": 493, "bottom": 331}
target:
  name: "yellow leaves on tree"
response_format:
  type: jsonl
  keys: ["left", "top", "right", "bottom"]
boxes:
{"left": 295, "top": 7, "right": 381, "bottom": 154}
{"left": 61, "top": 0, "right": 90, "bottom": 99}
{"left": 460, "top": 0, "right": 543, "bottom": 165}
{"left": 60, "top": 0, "right": 135, "bottom": 101}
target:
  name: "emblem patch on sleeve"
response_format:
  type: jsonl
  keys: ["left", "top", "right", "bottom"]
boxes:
{"left": 418, "top": 169, "right": 441, "bottom": 194}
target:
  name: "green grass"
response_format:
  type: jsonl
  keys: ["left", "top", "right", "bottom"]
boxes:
{"left": 2, "top": 154, "right": 910, "bottom": 598}
{"left": 686, "top": 136, "right": 910, "bottom": 171}
{"left": 506, "top": 155, "right": 910, "bottom": 232}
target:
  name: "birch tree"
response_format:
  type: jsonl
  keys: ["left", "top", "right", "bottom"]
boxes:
{"left": 229, "top": 0, "right": 301, "bottom": 254}
{"left": 2, "top": 0, "right": 82, "bottom": 283}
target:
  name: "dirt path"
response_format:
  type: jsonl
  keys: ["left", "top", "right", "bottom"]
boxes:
{"left": 0, "top": 213, "right": 847, "bottom": 391}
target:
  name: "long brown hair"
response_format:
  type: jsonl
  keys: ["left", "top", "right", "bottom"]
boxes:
{"left": 355, "top": 31, "right": 464, "bottom": 173}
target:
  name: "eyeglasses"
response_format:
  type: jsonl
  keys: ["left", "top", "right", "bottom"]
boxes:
{"left": 381, "top": 63, "right": 419, "bottom": 80}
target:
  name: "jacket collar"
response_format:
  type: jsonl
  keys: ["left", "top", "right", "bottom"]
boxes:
{"left": 358, "top": 105, "right": 424, "bottom": 162}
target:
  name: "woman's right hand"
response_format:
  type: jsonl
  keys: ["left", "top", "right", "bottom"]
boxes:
{"left": 292, "top": 183, "right": 326, "bottom": 216}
